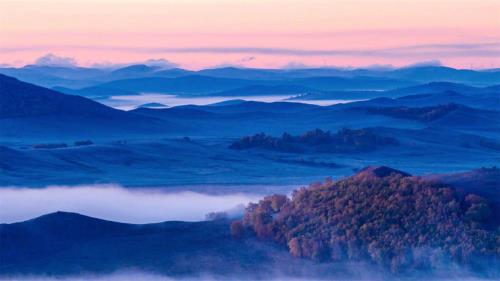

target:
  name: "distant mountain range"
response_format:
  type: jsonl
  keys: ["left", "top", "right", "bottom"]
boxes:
{"left": 54, "top": 75, "right": 415, "bottom": 97}
{"left": 290, "top": 82, "right": 500, "bottom": 103}
{"left": 1, "top": 65, "right": 499, "bottom": 97}
{"left": 2, "top": 73, "right": 498, "bottom": 141}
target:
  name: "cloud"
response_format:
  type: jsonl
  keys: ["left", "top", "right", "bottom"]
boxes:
{"left": 5, "top": 42, "right": 499, "bottom": 59}
{"left": 281, "top": 61, "right": 315, "bottom": 69}
{"left": 209, "top": 56, "right": 257, "bottom": 68}
{"left": 0, "top": 185, "right": 264, "bottom": 224}
{"left": 34, "top": 53, "right": 77, "bottom": 67}
{"left": 91, "top": 58, "right": 178, "bottom": 69}
{"left": 143, "top": 58, "right": 178, "bottom": 68}
{"left": 404, "top": 59, "right": 443, "bottom": 68}
{"left": 240, "top": 56, "right": 256, "bottom": 62}
{"left": 93, "top": 42, "right": 500, "bottom": 58}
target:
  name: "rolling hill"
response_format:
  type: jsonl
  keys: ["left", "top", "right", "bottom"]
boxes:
{"left": 0, "top": 211, "right": 336, "bottom": 278}
{"left": 0, "top": 74, "right": 180, "bottom": 140}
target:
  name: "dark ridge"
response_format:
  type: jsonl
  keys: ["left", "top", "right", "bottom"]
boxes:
{"left": 423, "top": 167, "right": 500, "bottom": 218}
{"left": 362, "top": 103, "right": 462, "bottom": 122}
{"left": 137, "top": 102, "right": 168, "bottom": 108}
{"left": 355, "top": 166, "right": 411, "bottom": 178}
{"left": 131, "top": 106, "right": 219, "bottom": 119}
{"left": 110, "top": 64, "right": 158, "bottom": 74}
{"left": 0, "top": 74, "right": 123, "bottom": 118}
{"left": 213, "top": 84, "right": 317, "bottom": 96}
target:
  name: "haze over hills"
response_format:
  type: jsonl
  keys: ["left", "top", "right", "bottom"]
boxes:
{"left": 56, "top": 75, "right": 417, "bottom": 98}
{"left": 1, "top": 65, "right": 499, "bottom": 97}
{"left": 1, "top": 73, "right": 498, "bottom": 186}
{"left": 1, "top": 64, "right": 499, "bottom": 84}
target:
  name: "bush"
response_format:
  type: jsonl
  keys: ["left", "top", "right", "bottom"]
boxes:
{"left": 74, "top": 140, "right": 93, "bottom": 146}
{"left": 32, "top": 143, "right": 68, "bottom": 149}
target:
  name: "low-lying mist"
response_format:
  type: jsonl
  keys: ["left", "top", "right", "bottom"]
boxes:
{"left": 0, "top": 184, "right": 264, "bottom": 224}
{"left": 1, "top": 271, "right": 496, "bottom": 281}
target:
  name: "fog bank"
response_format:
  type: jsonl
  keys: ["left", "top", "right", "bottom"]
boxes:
{"left": 0, "top": 184, "right": 264, "bottom": 223}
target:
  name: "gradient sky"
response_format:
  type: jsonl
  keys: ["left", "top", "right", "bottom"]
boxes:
{"left": 1, "top": 0, "right": 499, "bottom": 69}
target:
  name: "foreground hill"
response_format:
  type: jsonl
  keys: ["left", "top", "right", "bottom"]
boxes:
{"left": 0, "top": 74, "right": 179, "bottom": 140}
{"left": 424, "top": 167, "right": 500, "bottom": 217}
{"left": 236, "top": 166, "right": 500, "bottom": 274}
{"left": 1, "top": 167, "right": 498, "bottom": 279}
{"left": 0, "top": 212, "right": 344, "bottom": 279}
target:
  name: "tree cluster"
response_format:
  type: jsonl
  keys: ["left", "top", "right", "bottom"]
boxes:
{"left": 229, "top": 128, "right": 398, "bottom": 153}
{"left": 233, "top": 169, "right": 499, "bottom": 273}
{"left": 365, "top": 103, "right": 460, "bottom": 122}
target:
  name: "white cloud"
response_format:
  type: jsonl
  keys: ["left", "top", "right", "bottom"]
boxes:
{"left": 143, "top": 58, "right": 178, "bottom": 68}
{"left": 281, "top": 61, "right": 313, "bottom": 69}
{"left": 91, "top": 58, "right": 178, "bottom": 69}
{"left": 34, "top": 53, "right": 77, "bottom": 67}
{"left": 405, "top": 59, "right": 443, "bottom": 68}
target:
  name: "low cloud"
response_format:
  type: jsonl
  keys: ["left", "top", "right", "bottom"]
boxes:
{"left": 404, "top": 59, "right": 443, "bottom": 68}
{"left": 34, "top": 53, "right": 77, "bottom": 67}
{"left": 0, "top": 271, "right": 494, "bottom": 281}
{"left": 91, "top": 58, "right": 178, "bottom": 69}
{"left": 0, "top": 272, "right": 330, "bottom": 281}
{"left": 143, "top": 58, "right": 178, "bottom": 68}
{"left": 0, "top": 184, "right": 264, "bottom": 224}
{"left": 210, "top": 56, "right": 257, "bottom": 68}
{"left": 282, "top": 61, "right": 312, "bottom": 69}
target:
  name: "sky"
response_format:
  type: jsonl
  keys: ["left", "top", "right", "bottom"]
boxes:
{"left": 0, "top": 0, "right": 499, "bottom": 69}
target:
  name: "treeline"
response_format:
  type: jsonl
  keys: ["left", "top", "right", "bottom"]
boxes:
{"left": 364, "top": 103, "right": 460, "bottom": 122}
{"left": 232, "top": 166, "right": 499, "bottom": 273}
{"left": 229, "top": 128, "right": 398, "bottom": 153}
{"left": 32, "top": 140, "right": 93, "bottom": 149}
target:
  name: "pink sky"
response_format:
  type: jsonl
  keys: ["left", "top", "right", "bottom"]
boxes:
{"left": 1, "top": 0, "right": 499, "bottom": 69}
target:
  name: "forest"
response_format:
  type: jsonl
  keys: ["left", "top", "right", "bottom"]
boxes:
{"left": 233, "top": 166, "right": 499, "bottom": 273}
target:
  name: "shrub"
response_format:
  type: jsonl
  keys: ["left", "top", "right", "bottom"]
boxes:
{"left": 74, "top": 140, "right": 93, "bottom": 146}
{"left": 32, "top": 143, "right": 68, "bottom": 149}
